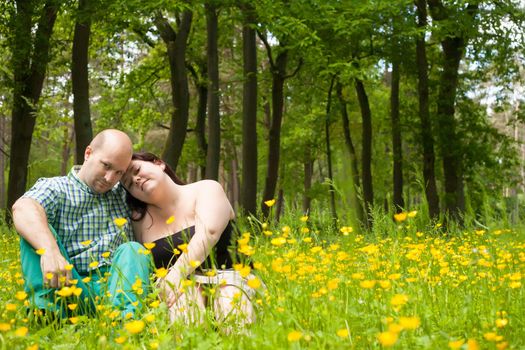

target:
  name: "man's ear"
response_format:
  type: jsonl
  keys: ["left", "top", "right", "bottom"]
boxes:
{"left": 84, "top": 146, "right": 92, "bottom": 162}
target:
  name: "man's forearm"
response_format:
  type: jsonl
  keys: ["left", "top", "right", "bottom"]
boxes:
{"left": 12, "top": 198, "right": 60, "bottom": 253}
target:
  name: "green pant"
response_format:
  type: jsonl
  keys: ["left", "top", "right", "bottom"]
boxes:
{"left": 20, "top": 226, "right": 151, "bottom": 318}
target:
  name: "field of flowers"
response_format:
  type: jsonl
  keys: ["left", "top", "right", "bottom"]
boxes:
{"left": 0, "top": 211, "right": 524, "bottom": 349}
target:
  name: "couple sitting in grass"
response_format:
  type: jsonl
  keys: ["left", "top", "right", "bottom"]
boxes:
{"left": 12, "top": 129, "right": 255, "bottom": 326}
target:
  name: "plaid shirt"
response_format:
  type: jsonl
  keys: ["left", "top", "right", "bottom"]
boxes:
{"left": 23, "top": 166, "right": 133, "bottom": 274}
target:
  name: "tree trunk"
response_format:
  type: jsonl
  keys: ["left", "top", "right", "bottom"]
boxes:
{"left": 336, "top": 82, "right": 363, "bottom": 223}
{"left": 72, "top": 0, "right": 92, "bottom": 164}
{"left": 240, "top": 5, "right": 258, "bottom": 216}
{"left": 415, "top": 0, "right": 440, "bottom": 218}
{"left": 61, "top": 124, "right": 74, "bottom": 176}
{"left": 325, "top": 76, "right": 337, "bottom": 221}
{"left": 391, "top": 59, "right": 404, "bottom": 212}
{"left": 195, "top": 84, "right": 208, "bottom": 179}
{"left": 0, "top": 115, "right": 5, "bottom": 209}
{"left": 355, "top": 79, "right": 373, "bottom": 227}
{"left": 261, "top": 50, "right": 287, "bottom": 217}
{"left": 156, "top": 10, "right": 193, "bottom": 172}
{"left": 7, "top": 1, "right": 58, "bottom": 219}
{"left": 205, "top": 3, "right": 220, "bottom": 180}
{"left": 302, "top": 146, "right": 314, "bottom": 214}
{"left": 428, "top": 0, "right": 478, "bottom": 220}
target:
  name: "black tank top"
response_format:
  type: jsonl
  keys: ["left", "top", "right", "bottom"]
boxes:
{"left": 150, "top": 221, "right": 235, "bottom": 270}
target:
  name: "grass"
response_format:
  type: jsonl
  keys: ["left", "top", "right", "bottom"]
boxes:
{"left": 0, "top": 209, "right": 524, "bottom": 349}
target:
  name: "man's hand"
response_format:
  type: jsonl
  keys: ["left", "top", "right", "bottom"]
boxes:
{"left": 40, "top": 250, "right": 72, "bottom": 289}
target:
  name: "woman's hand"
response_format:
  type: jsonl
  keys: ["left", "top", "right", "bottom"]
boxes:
{"left": 158, "top": 269, "right": 183, "bottom": 308}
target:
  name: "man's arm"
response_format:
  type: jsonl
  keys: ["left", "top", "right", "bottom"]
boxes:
{"left": 12, "top": 197, "right": 72, "bottom": 288}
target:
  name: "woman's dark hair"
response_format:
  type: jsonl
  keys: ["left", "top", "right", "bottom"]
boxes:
{"left": 125, "top": 152, "right": 185, "bottom": 221}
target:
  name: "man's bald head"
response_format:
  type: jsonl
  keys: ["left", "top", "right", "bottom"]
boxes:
{"left": 77, "top": 129, "right": 134, "bottom": 193}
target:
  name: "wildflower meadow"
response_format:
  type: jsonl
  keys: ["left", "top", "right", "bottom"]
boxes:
{"left": 0, "top": 209, "right": 524, "bottom": 349}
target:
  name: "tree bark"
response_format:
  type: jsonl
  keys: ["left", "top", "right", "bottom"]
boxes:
{"left": 355, "top": 79, "right": 373, "bottom": 227}
{"left": 205, "top": 3, "right": 220, "bottom": 180}
{"left": 261, "top": 49, "right": 287, "bottom": 217}
{"left": 302, "top": 146, "right": 314, "bottom": 214}
{"left": 336, "top": 82, "right": 363, "bottom": 223}
{"left": 0, "top": 115, "right": 5, "bottom": 209}
{"left": 240, "top": 5, "right": 258, "bottom": 216}
{"left": 391, "top": 59, "right": 404, "bottom": 212}
{"left": 195, "top": 83, "right": 208, "bottom": 179}
{"left": 428, "top": 0, "right": 478, "bottom": 220}
{"left": 325, "top": 76, "right": 337, "bottom": 221}
{"left": 7, "top": 0, "right": 58, "bottom": 219}
{"left": 72, "top": 0, "right": 92, "bottom": 164}
{"left": 415, "top": 0, "right": 440, "bottom": 218}
{"left": 156, "top": 10, "right": 193, "bottom": 172}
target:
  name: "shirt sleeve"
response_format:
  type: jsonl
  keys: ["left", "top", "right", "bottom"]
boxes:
{"left": 22, "top": 177, "right": 61, "bottom": 223}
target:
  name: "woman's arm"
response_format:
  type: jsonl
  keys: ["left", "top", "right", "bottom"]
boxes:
{"left": 162, "top": 180, "right": 234, "bottom": 306}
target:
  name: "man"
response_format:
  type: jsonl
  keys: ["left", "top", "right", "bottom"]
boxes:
{"left": 12, "top": 129, "right": 151, "bottom": 318}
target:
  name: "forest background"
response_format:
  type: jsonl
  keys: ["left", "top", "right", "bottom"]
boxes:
{"left": 0, "top": 0, "right": 524, "bottom": 229}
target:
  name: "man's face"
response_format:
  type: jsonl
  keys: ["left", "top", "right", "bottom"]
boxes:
{"left": 81, "top": 145, "right": 131, "bottom": 194}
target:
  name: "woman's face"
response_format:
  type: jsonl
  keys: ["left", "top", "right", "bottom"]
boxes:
{"left": 122, "top": 159, "right": 166, "bottom": 202}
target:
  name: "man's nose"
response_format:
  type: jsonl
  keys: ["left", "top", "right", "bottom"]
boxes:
{"left": 104, "top": 171, "right": 119, "bottom": 184}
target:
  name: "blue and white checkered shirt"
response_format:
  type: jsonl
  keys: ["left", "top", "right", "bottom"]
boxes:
{"left": 23, "top": 166, "right": 133, "bottom": 274}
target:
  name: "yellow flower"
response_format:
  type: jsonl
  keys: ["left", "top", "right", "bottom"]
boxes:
{"left": 149, "top": 341, "right": 159, "bottom": 349}
{"left": 45, "top": 272, "right": 54, "bottom": 280}
{"left": 483, "top": 332, "right": 498, "bottom": 341}
{"left": 144, "top": 314, "right": 155, "bottom": 323}
{"left": 190, "top": 260, "right": 201, "bottom": 268}
{"left": 6, "top": 303, "right": 16, "bottom": 311}
{"left": 35, "top": 248, "right": 46, "bottom": 255}
{"left": 113, "top": 218, "right": 128, "bottom": 227}
{"left": 27, "top": 345, "right": 38, "bottom": 350}
{"left": 300, "top": 215, "right": 309, "bottom": 222}
{"left": 178, "top": 243, "right": 188, "bottom": 253}
{"left": 399, "top": 316, "right": 420, "bottom": 330}
{"left": 115, "top": 336, "right": 127, "bottom": 344}
{"left": 467, "top": 339, "right": 480, "bottom": 350}
{"left": 495, "top": 318, "right": 508, "bottom": 328}
{"left": 144, "top": 242, "right": 156, "bottom": 250}
{"left": 327, "top": 278, "right": 339, "bottom": 290}
{"left": 80, "top": 240, "right": 92, "bottom": 246}
{"left": 124, "top": 320, "right": 145, "bottom": 334}
{"left": 359, "top": 280, "right": 376, "bottom": 289}
{"left": 247, "top": 277, "right": 262, "bottom": 289}
{"left": 340, "top": 226, "right": 353, "bottom": 235}
{"left": 155, "top": 267, "right": 168, "bottom": 279}
{"left": 69, "top": 317, "right": 79, "bottom": 324}
{"left": 377, "top": 331, "right": 398, "bottom": 347}
{"left": 271, "top": 237, "right": 287, "bottom": 246}
{"left": 264, "top": 199, "right": 276, "bottom": 207}
{"left": 407, "top": 210, "right": 418, "bottom": 218}
{"left": 149, "top": 300, "right": 160, "bottom": 308}
{"left": 337, "top": 328, "right": 349, "bottom": 338}
{"left": 165, "top": 215, "right": 175, "bottom": 224}
{"left": 65, "top": 264, "right": 74, "bottom": 271}
{"left": 496, "top": 342, "right": 508, "bottom": 350}
{"left": 394, "top": 212, "right": 407, "bottom": 223}
{"left": 287, "top": 330, "right": 302, "bottom": 342}
{"left": 89, "top": 261, "right": 99, "bottom": 269}
{"left": 303, "top": 237, "right": 312, "bottom": 243}
{"left": 15, "top": 291, "right": 28, "bottom": 301}
{"left": 15, "top": 326, "right": 28, "bottom": 337}
{"left": 56, "top": 286, "right": 73, "bottom": 297}
{"left": 82, "top": 276, "right": 91, "bottom": 283}
{"left": 448, "top": 339, "right": 464, "bottom": 349}
{"left": 101, "top": 252, "right": 111, "bottom": 259}
{"left": 68, "top": 303, "right": 78, "bottom": 311}
{"left": 0, "top": 323, "right": 11, "bottom": 331}
{"left": 390, "top": 294, "right": 409, "bottom": 307}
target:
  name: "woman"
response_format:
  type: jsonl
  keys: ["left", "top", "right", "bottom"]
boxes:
{"left": 122, "top": 152, "right": 254, "bottom": 325}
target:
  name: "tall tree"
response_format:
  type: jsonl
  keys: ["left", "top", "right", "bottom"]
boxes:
{"left": 72, "top": 0, "right": 93, "bottom": 163}
{"left": 427, "top": 0, "right": 478, "bottom": 220}
{"left": 355, "top": 78, "right": 374, "bottom": 227}
{"left": 325, "top": 76, "right": 337, "bottom": 220}
{"left": 390, "top": 18, "right": 404, "bottom": 213}
{"left": 7, "top": 0, "right": 59, "bottom": 218}
{"left": 240, "top": 4, "right": 258, "bottom": 216}
{"left": 205, "top": 2, "right": 220, "bottom": 180}
{"left": 258, "top": 31, "right": 302, "bottom": 217}
{"left": 415, "top": 0, "right": 439, "bottom": 218}
{"left": 155, "top": 9, "right": 193, "bottom": 171}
